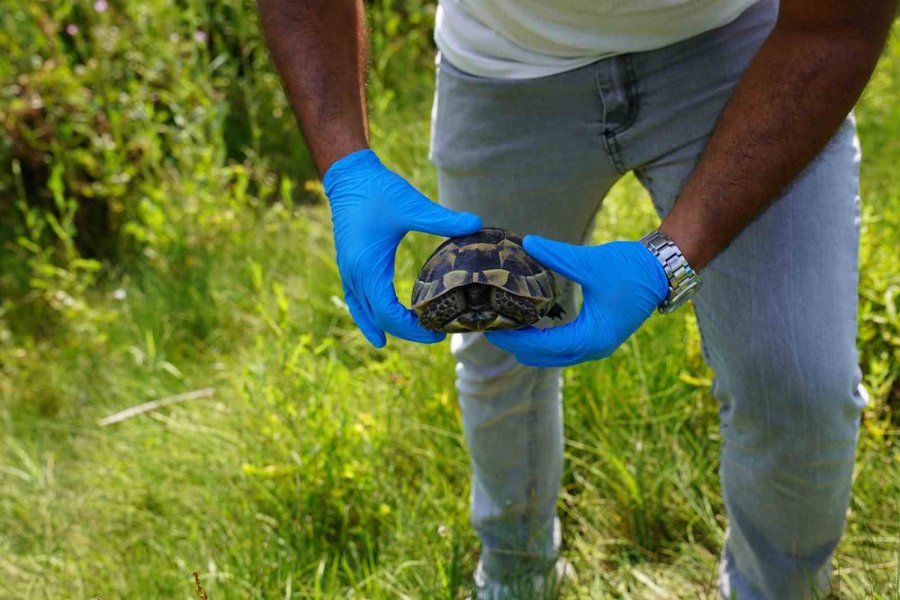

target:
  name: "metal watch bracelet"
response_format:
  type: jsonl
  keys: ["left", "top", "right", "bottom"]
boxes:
{"left": 639, "top": 230, "right": 702, "bottom": 314}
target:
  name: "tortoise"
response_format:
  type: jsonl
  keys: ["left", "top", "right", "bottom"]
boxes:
{"left": 411, "top": 228, "right": 565, "bottom": 333}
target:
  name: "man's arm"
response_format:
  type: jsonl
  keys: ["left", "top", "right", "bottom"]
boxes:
{"left": 487, "top": 0, "right": 896, "bottom": 367}
{"left": 256, "top": 0, "right": 483, "bottom": 348}
{"left": 659, "top": 0, "right": 897, "bottom": 270}
{"left": 257, "top": 0, "right": 369, "bottom": 176}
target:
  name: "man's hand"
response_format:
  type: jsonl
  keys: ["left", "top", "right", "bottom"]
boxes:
{"left": 485, "top": 236, "right": 668, "bottom": 367}
{"left": 324, "top": 149, "right": 482, "bottom": 347}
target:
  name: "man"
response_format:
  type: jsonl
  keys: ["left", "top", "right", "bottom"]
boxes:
{"left": 257, "top": 0, "right": 895, "bottom": 597}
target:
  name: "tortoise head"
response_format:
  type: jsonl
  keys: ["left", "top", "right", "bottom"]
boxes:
{"left": 411, "top": 228, "right": 564, "bottom": 333}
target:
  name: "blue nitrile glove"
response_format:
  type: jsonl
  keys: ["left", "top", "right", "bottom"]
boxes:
{"left": 485, "top": 236, "right": 669, "bottom": 367}
{"left": 322, "top": 149, "right": 482, "bottom": 347}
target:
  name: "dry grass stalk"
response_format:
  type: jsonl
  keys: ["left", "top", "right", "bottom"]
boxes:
{"left": 193, "top": 570, "right": 209, "bottom": 600}
{"left": 97, "top": 387, "right": 216, "bottom": 426}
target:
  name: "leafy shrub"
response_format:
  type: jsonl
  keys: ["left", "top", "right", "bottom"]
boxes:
{"left": 1, "top": 0, "right": 438, "bottom": 344}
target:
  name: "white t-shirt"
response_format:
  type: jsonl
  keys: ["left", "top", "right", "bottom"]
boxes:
{"left": 435, "top": 0, "right": 758, "bottom": 79}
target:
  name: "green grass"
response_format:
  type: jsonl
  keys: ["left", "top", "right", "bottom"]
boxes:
{"left": 0, "top": 3, "right": 897, "bottom": 598}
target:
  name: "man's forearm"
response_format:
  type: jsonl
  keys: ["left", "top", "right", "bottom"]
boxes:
{"left": 660, "top": 0, "right": 896, "bottom": 270}
{"left": 257, "top": 0, "right": 369, "bottom": 176}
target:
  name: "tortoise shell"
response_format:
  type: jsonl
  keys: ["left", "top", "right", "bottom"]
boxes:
{"left": 411, "top": 228, "right": 564, "bottom": 333}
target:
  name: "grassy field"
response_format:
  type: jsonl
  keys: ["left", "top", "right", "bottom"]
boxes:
{"left": 1, "top": 2, "right": 897, "bottom": 598}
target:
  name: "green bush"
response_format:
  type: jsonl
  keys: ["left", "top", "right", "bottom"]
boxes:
{"left": 0, "top": 0, "right": 440, "bottom": 342}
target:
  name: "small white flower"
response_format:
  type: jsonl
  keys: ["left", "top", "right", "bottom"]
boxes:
{"left": 112, "top": 288, "right": 127, "bottom": 301}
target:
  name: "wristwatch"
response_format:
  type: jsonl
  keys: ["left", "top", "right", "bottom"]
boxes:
{"left": 639, "top": 230, "right": 702, "bottom": 314}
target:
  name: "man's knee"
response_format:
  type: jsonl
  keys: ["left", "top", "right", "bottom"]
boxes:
{"left": 716, "top": 349, "right": 865, "bottom": 457}
{"left": 717, "top": 350, "right": 863, "bottom": 585}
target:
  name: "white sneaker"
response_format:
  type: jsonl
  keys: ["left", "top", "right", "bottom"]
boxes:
{"left": 470, "top": 557, "right": 577, "bottom": 600}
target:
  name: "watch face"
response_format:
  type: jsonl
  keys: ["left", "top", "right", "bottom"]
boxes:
{"left": 659, "top": 280, "right": 700, "bottom": 314}
{"left": 660, "top": 295, "right": 688, "bottom": 314}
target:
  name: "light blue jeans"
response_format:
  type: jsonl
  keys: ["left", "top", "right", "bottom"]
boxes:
{"left": 429, "top": 1, "right": 866, "bottom": 598}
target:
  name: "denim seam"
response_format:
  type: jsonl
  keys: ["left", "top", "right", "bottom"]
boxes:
{"left": 604, "top": 131, "right": 627, "bottom": 174}
{"left": 609, "top": 54, "right": 640, "bottom": 136}
{"left": 595, "top": 65, "right": 627, "bottom": 175}
{"left": 525, "top": 370, "right": 539, "bottom": 562}
{"left": 604, "top": 55, "right": 640, "bottom": 174}
{"left": 691, "top": 302, "right": 716, "bottom": 369}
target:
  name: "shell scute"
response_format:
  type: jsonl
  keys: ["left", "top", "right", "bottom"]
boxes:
{"left": 411, "top": 228, "right": 564, "bottom": 332}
